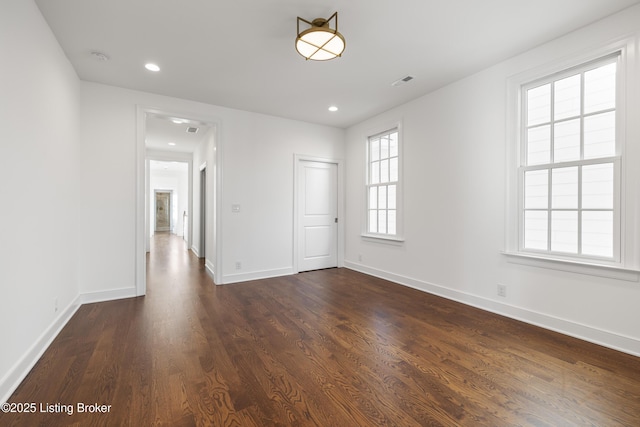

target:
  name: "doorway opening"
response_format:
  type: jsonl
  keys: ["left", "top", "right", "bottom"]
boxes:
{"left": 154, "top": 190, "right": 172, "bottom": 232}
{"left": 137, "top": 107, "right": 219, "bottom": 296}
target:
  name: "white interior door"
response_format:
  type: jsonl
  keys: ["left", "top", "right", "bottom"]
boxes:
{"left": 298, "top": 160, "right": 338, "bottom": 272}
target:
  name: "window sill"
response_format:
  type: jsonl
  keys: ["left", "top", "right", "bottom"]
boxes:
{"left": 502, "top": 251, "right": 640, "bottom": 282}
{"left": 361, "top": 233, "right": 405, "bottom": 245}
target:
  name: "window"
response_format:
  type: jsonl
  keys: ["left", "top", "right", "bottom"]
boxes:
{"left": 519, "top": 54, "right": 620, "bottom": 262}
{"left": 366, "top": 128, "right": 400, "bottom": 238}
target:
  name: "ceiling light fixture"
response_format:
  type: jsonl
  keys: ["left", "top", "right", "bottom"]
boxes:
{"left": 168, "top": 142, "right": 176, "bottom": 146}
{"left": 295, "top": 12, "right": 345, "bottom": 61}
{"left": 328, "top": 106, "right": 338, "bottom": 112}
{"left": 145, "top": 63, "right": 160, "bottom": 72}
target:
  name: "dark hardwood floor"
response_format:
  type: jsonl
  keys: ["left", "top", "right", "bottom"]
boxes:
{"left": 2, "top": 233, "right": 639, "bottom": 426}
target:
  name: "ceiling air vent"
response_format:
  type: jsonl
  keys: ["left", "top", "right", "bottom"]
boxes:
{"left": 391, "top": 75, "right": 415, "bottom": 87}
{"left": 186, "top": 127, "right": 199, "bottom": 134}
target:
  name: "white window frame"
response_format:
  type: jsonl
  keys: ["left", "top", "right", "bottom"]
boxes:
{"left": 520, "top": 54, "right": 621, "bottom": 262}
{"left": 362, "top": 124, "right": 404, "bottom": 242}
{"left": 505, "top": 37, "right": 640, "bottom": 281}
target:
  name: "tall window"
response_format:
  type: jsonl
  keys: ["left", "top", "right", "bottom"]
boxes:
{"left": 367, "top": 128, "right": 399, "bottom": 236}
{"left": 520, "top": 54, "right": 619, "bottom": 261}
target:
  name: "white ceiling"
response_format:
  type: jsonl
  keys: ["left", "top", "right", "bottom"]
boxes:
{"left": 36, "top": 0, "right": 640, "bottom": 129}
{"left": 145, "top": 113, "right": 212, "bottom": 153}
{"left": 149, "top": 159, "right": 189, "bottom": 173}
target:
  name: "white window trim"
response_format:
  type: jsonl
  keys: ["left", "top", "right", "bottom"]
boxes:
{"left": 362, "top": 121, "right": 404, "bottom": 242}
{"left": 505, "top": 36, "right": 640, "bottom": 281}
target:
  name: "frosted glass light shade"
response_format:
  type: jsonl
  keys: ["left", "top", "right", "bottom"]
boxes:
{"left": 296, "top": 13, "right": 345, "bottom": 61}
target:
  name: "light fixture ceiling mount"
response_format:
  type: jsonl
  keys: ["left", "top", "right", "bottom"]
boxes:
{"left": 296, "top": 12, "right": 345, "bottom": 61}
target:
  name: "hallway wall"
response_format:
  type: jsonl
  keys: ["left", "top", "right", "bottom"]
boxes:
{"left": 0, "top": 0, "right": 81, "bottom": 400}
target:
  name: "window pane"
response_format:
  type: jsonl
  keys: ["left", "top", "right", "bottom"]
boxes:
{"left": 378, "top": 210, "right": 387, "bottom": 234}
{"left": 371, "top": 161, "right": 380, "bottom": 184}
{"left": 388, "top": 185, "right": 396, "bottom": 209}
{"left": 582, "top": 211, "right": 613, "bottom": 257}
{"left": 371, "top": 138, "right": 380, "bottom": 161}
{"left": 554, "top": 74, "right": 581, "bottom": 120}
{"left": 527, "top": 84, "right": 551, "bottom": 126}
{"left": 551, "top": 211, "right": 578, "bottom": 253}
{"left": 582, "top": 163, "right": 613, "bottom": 209}
{"left": 380, "top": 159, "right": 389, "bottom": 183}
{"left": 584, "top": 111, "right": 615, "bottom": 159}
{"left": 380, "top": 136, "right": 389, "bottom": 159}
{"left": 524, "top": 211, "right": 548, "bottom": 250}
{"left": 554, "top": 119, "right": 580, "bottom": 162}
{"left": 378, "top": 186, "right": 387, "bottom": 209}
{"left": 368, "top": 210, "right": 377, "bottom": 233}
{"left": 525, "top": 169, "right": 548, "bottom": 209}
{"left": 388, "top": 210, "right": 396, "bottom": 235}
{"left": 584, "top": 62, "right": 616, "bottom": 114}
{"left": 389, "top": 132, "right": 398, "bottom": 157}
{"left": 389, "top": 157, "right": 398, "bottom": 182}
{"left": 527, "top": 125, "right": 550, "bottom": 165}
{"left": 368, "top": 129, "right": 400, "bottom": 236}
{"left": 369, "top": 186, "right": 377, "bottom": 209}
{"left": 552, "top": 167, "right": 578, "bottom": 209}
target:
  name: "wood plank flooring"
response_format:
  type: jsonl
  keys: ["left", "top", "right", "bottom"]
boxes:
{"left": 1, "top": 232, "right": 639, "bottom": 426}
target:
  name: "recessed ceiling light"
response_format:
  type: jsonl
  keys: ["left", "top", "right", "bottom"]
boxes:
{"left": 145, "top": 63, "right": 160, "bottom": 72}
{"left": 328, "top": 106, "right": 338, "bottom": 112}
{"left": 172, "top": 119, "right": 185, "bottom": 124}
{"left": 168, "top": 142, "right": 176, "bottom": 146}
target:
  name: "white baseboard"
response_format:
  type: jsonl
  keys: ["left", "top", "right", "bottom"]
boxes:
{"left": 0, "top": 295, "right": 81, "bottom": 404}
{"left": 221, "top": 267, "right": 295, "bottom": 284}
{"left": 344, "top": 261, "right": 640, "bottom": 358}
{"left": 0, "top": 287, "right": 138, "bottom": 403}
{"left": 79, "top": 287, "right": 138, "bottom": 305}
{"left": 191, "top": 246, "right": 201, "bottom": 258}
{"left": 205, "top": 259, "right": 215, "bottom": 282}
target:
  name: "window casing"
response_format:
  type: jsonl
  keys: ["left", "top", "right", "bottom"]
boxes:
{"left": 518, "top": 54, "right": 621, "bottom": 263}
{"left": 366, "top": 128, "right": 400, "bottom": 239}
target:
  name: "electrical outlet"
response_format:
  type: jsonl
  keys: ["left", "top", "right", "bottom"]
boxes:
{"left": 497, "top": 284, "right": 507, "bottom": 298}
{"left": 235, "top": 261, "right": 242, "bottom": 270}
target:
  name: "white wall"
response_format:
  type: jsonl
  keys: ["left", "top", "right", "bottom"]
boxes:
{"left": 219, "top": 114, "right": 345, "bottom": 283}
{"left": 345, "top": 5, "right": 640, "bottom": 356}
{"left": 79, "top": 82, "right": 345, "bottom": 292}
{"left": 0, "top": 0, "right": 81, "bottom": 400}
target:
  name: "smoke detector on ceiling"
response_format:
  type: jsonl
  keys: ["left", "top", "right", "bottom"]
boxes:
{"left": 91, "top": 51, "right": 109, "bottom": 61}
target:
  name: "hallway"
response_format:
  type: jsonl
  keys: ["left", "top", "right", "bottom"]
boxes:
{"left": 2, "top": 234, "right": 640, "bottom": 426}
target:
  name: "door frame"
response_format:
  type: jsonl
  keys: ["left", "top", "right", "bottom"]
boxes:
{"left": 293, "top": 154, "right": 344, "bottom": 273}
{"left": 136, "top": 106, "right": 222, "bottom": 296}
{"left": 199, "top": 163, "right": 206, "bottom": 258}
